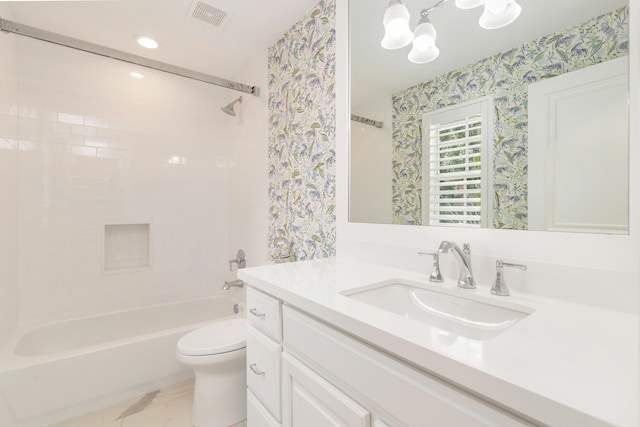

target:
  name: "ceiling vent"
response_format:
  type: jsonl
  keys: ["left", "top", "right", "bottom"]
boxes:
{"left": 187, "top": 1, "right": 233, "bottom": 30}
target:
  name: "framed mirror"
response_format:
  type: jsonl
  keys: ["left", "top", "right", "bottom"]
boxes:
{"left": 349, "top": 0, "right": 629, "bottom": 233}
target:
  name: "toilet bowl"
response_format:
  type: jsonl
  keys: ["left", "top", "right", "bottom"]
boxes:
{"left": 177, "top": 318, "right": 247, "bottom": 427}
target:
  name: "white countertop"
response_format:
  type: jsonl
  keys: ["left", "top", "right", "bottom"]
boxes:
{"left": 239, "top": 257, "right": 639, "bottom": 427}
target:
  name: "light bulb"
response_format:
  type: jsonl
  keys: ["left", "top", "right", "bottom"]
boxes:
{"left": 479, "top": 0, "right": 521, "bottom": 29}
{"left": 455, "top": 0, "right": 485, "bottom": 9}
{"left": 485, "top": 0, "right": 507, "bottom": 14}
{"left": 408, "top": 21, "right": 440, "bottom": 64}
{"left": 381, "top": 2, "right": 414, "bottom": 49}
{"left": 136, "top": 36, "right": 159, "bottom": 49}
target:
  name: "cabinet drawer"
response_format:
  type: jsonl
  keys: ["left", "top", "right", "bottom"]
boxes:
{"left": 248, "top": 389, "right": 282, "bottom": 427}
{"left": 283, "top": 306, "right": 533, "bottom": 427}
{"left": 247, "top": 287, "right": 282, "bottom": 341}
{"left": 247, "top": 325, "right": 282, "bottom": 421}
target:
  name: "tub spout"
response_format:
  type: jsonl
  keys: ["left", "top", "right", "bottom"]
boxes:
{"left": 223, "top": 279, "right": 244, "bottom": 291}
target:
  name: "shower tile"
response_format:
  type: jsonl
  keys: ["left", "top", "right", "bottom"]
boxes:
{"left": 97, "top": 148, "right": 121, "bottom": 159}
{"left": 85, "top": 116, "right": 109, "bottom": 129}
{"left": 85, "top": 138, "right": 109, "bottom": 148}
{"left": 71, "top": 145, "right": 96, "bottom": 157}
{"left": 57, "top": 112, "right": 84, "bottom": 125}
{"left": 71, "top": 124, "right": 97, "bottom": 137}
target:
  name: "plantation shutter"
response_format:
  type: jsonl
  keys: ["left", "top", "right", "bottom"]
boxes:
{"left": 422, "top": 97, "right": 492, "bottom": 227}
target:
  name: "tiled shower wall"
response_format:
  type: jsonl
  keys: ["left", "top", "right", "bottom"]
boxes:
{"left": 267, "top": 0, "right": 336, "bottom": 260}
{"left": 11, "top": 36, "right": 234, "bottom": 326}
{"left": 0, "top": 5, "right": 19, "bottom": 349}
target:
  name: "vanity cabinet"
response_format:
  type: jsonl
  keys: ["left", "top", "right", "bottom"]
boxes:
{"left": 246, "top": 286, "right": 534, "bottom": 427}
{"left": 283, "top": 306, "right": 533, "bottom": 427}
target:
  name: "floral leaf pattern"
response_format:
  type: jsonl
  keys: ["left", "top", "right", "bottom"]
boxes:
{"left": 392, "top": 7, "right": 628, "bottom": 229}
{"left": 268, "top": 0, "right": 336, "bottom": 260}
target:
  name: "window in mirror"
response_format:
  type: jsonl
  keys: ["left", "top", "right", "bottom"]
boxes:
{"left": 422, "top": 96, "right": 492, "bottom": 228}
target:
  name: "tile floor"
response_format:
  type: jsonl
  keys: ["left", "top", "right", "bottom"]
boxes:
{"left": 51, "top": 380, "right": 247, "bottom": 427}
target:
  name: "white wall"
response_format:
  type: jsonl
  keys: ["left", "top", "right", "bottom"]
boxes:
{"left": 350, "top": 97, "right": 392, "bottom": 224}
{"left": 335, "top": 1, "right": 640, "bottom": 312}
{"left": 14, "top": 37, "right": 235, "bottom": 326}
{"left": 227, "top": 50, "right": 270, "bottom": 268}
{"left": 0, "top": 5, "right": 19, "bottom": 350}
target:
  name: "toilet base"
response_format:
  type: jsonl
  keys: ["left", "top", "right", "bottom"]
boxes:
{"left": 179, "top": 348, "right": 247, "bottom": 427}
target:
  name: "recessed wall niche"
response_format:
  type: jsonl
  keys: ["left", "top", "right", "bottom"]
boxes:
{"left": 104, "top": 224, "right": 151, "bottom": 271}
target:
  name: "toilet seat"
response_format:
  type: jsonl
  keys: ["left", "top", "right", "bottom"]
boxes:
{"left": 177, "top": 318, "right": 246, "bottom": 356}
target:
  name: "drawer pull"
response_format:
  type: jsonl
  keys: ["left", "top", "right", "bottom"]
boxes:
{"left": 250, "top": 308, "right": 266, "bottom": 318}
{"left": 249, "top": 363, "right": 266, "bottom": 376}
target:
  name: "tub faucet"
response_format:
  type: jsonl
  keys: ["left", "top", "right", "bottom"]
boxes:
{"left": 223, "top": 279, "right": 244, "bottom": 291}
{"left": 438, "top": 241, "right": 476, "bottom": 289}
{"left": 229, "top": 249, "right": 246, "bottom": 271}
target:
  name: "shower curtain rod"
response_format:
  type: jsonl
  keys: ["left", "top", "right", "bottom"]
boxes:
{"left": 0, "top": 16, "right": 259, "bottom": 96}
{"left": 351, "top": 114, "right": 383, "bottom": 129}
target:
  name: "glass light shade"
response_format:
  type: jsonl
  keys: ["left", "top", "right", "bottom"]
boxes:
{"left": 381, "top": 3, "right": 414, "bottom": 49}
{"left": 408, "top": 22, "right": 440, "bottom": 64}
{"left": 479, "top": 0, "right": 521, "bottom": 29}
{"left": 454, "top": 0, "right": 485, "bottom": 10}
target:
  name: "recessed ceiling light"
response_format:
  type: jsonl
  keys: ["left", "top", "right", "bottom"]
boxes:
{"left": 136, "top": 36, "right": 159, "bottom": 49}
{"left": 129, "top": 72, "right": 144, "bottom": 79}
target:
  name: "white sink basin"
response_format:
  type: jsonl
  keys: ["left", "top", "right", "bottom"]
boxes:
{"left": 342, "top": 280, "right": 533, "bottom": 340}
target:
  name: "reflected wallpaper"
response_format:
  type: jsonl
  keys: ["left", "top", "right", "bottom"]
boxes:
{"left": 392, "top": 7, "right": 629, "bottom": 229}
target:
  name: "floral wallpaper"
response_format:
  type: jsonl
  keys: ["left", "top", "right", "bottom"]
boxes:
{"left": 392, "top": 7, "right": 629, "bottom": 229}
{"left": 267, "top": 0, "right": 336, "bottom": 260}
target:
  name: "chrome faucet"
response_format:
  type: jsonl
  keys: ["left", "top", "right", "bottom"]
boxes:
{"left": 222, "top": 279, "right": 244, "bottom": 290}
{"left": 418, "top": 251, "right": 444, "bottom": 282}
{"left": 490, "top": 260, "right": 527, "bottom": 296}
{"left": 438, "top": 241, "right": 476, "bottom": 289}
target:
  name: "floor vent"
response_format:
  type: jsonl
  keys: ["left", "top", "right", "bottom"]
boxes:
{"left": 187, "top": 0, "right": 233, "bottom": 29}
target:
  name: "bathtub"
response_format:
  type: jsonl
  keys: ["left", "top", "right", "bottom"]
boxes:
{"left": 0, "top": 294, "right": 244, "bottom": 427}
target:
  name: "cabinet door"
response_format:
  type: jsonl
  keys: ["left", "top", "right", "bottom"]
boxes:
{"left": 248, "top": 390, "right": 282, "bottom": 427}
{"left": 282, "top": 352, "right": 370, "bottom": 427}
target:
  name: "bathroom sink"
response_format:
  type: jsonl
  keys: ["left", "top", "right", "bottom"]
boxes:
{"left": 342, "top": 280, "right": 533, "bottom": 340}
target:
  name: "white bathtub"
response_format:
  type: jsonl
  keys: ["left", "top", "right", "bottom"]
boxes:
{"left": 0, "top": 295, "right": 244, "bottom": 427}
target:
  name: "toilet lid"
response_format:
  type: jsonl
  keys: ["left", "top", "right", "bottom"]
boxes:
{"left": 177, "top": 318, "right": 246, "bottom": 356}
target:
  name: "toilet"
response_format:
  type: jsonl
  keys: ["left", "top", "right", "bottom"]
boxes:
{"left": 176, "top": 318, "right": 247, "bottom": 427}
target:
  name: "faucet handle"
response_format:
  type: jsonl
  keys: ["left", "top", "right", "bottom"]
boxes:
{"left": 418, "top": 251, "right": 444, "bottom": 283}
{"left": 490, "top": 260, "right": 527, "bottom": 296}
{"left": 229, "top": 249, "right": 247, "bottom": 271}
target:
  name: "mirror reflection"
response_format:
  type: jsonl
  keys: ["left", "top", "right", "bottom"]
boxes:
{"left": 349, "top": 0, "right": 629, "bottom": 233}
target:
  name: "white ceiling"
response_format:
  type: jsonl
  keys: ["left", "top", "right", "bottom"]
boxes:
{"left": 1, "top": 0, "right": 628, "bottom": 103}
{"left": 351, "top": 0, "right": 628, "bottom": 107}
{"left": 3, "top": 0, "right": 321, "bottom": 86}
